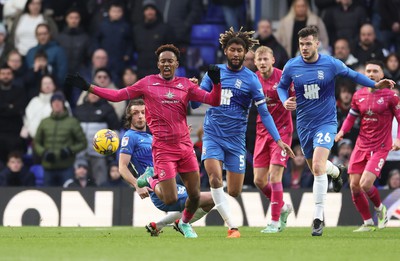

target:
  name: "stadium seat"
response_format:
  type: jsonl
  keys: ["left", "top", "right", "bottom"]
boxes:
{"left": 30, "top": 164, "right": 44, "bottom": 187}
{"left": 190, "top": 24, "right": 225, "bottom": 48}
{"left": 201, "top": 3, "right": 226, "bottom": 25}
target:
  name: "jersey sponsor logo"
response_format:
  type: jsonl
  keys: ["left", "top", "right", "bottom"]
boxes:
{"left": 220, "top": 89, "right": 233, "bottom": 105}
{"left": 377, "top": 97, "right": 384, "bottom": 105}
{"left": 121, "top": 137, "right": 129, "bottom": 147}
{"left": 303, "top": 84, "right": 320, "bottom": 99}
{"left": 235, "top": 79, "right": 242, "bottom": 89}
{"left": 358, "top": 98, "right": 365, "bottom": 103}
{"left": 317, "top": 70, "right": 324, "bottom": 80}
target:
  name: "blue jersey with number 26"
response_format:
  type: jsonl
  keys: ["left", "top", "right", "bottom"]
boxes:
{"left": 278, "top": 54, "right": 351, "bottom": 129}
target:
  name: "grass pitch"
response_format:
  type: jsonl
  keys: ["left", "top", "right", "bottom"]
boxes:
{"left": 1, "top": 226, "right": 399, "bottom": 261}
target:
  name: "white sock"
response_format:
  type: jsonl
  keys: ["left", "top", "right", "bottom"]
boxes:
{"left": 313, "top": 174, "right": 328, "bottom": 221}
{"left": 374, "top": 203, "right": 383, "bottom": 211}
{"left": 326, "top": 160, "right": 339, "bottom": 178}
{"left": 156, "top": 211, "right": 182, "bottom": 229}
{"left": 271, "top": 220, "right": 279, "bottom": 227}
{"left": 211, "top": 187, "right": 237, "bottom": 229}
{"left": 190, "top": 208, "right": 208, "bottom": 224}
{"left": 281, "top": 203, "right": 288, "bottom": 213}
{"left": 364, "top": 218, "right": 374, "bottom": 226}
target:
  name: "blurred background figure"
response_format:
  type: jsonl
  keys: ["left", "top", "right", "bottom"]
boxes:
{"left": 333, "top": 38, "right": 359, "bottom": 69}
{"left": 283, "top": 144, "right": 313, "bottom": 189}
{"left": 101, "top": 162, "right": 128, "bottom": 187}
{"left": 0, "top": 151, "right": 35, "bottom": 186}
{"left": 381, "top": 169, "right": 400, "bottom": 190}
{"left": 33, "top": 91, "right": 86, "bottom": 186}
{"left": 63, "top": 158, "right": 96, "bottom": 188}
{"left": 383, "top": 53, "right": 400, "bottom": 87}
{"left": 353, "top": 23, "right": 386, "bottom": 66}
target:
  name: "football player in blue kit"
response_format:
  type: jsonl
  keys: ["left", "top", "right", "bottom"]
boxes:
{"left": 191, "top": 28, "right": 295, "bottom": 238}
{"left": 118, "top": 99, "right": 214, "bottom": 236}
{"left": 277, "top": 25, "right": 395, "bottom": 236}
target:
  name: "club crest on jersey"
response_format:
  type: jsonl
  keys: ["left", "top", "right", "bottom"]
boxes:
{"left": 272, "top": 82, "right": 278, "bottom": 90}
{"left": 165, "top": 90, "right": 175, "bottom": 99}
{"left": 317, "top": 70, "right": 324, "bottom": 80}
{"left": 121, "top": 137, "right": 129, "bottom": 147}
{"left": 235, "top": 79, "right": 242, "bottom": 89}
{"left": 176, "top": 83, "right": 183, "bottom": 89}
{"left": 377, "top": 97, "right": 384, "bottom": 104}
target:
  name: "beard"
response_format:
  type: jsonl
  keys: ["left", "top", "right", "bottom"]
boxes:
{"left": 227, "top": 57, "right": 244, "bottom": 70}
{"left": 133, "top": 123, "right": 146, "bottom": 131}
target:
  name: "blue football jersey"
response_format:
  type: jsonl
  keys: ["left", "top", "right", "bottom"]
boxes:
{"left": 200, "top": 64, "right": 265, "bottom": 137}
{"left": 119, "top": 129, "right": 153, "bottom": 175}
{"left": 278, "top": 54, "right": 351, "bottom": 129}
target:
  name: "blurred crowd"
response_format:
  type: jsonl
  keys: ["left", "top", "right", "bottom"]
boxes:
{"left": 0, "top": 0, "right": 399, "bottom": 190}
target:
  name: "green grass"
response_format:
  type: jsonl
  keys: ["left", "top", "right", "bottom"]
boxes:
{"left": 0, "top": 226, "right": 399, "bottom": 261}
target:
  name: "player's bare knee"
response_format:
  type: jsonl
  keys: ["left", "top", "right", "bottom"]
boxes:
{"left": 312, "top": 163, "right": 325, "bottom": 175}
{"left": 227, "top": 188, "right": 241, "bottom": 198}
{"left": 164, "top": 195, "right": 178, "bottom": 205}
{"left": 209, "top": 174, "right": 223, "bottom": 188}
{"left": 253, "top": 177, "right": 264, "bottom": 189}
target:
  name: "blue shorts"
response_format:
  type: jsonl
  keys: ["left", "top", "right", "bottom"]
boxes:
{"left": 298, "top": 124, "right": 337, "bottom": 159}
{"left": 201, "top": 133, "right": 246, "bottom": 174}
{"left": 150, "top": 184, "right": 187, "bottom": 212}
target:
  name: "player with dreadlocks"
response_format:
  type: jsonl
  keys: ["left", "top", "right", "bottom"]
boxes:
{"left": 191, "top": 27, "right": 295, "bottom": 238}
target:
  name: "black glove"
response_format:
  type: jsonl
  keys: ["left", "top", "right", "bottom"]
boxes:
{"left": 208, "top": 64, "right": 220, "bottom": 84}
{"left": 43, "top": 151, "right": 56, "bottom": 163}
{"left": 60, "top": 147, "right": 73, "bottom": 159}
{"left": 65, "top": 73, "right": 90, "bottom": 91}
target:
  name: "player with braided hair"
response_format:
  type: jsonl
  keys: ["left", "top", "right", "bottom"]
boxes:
{"left": 192, "top": 27, "right": 295, "bottom": 238}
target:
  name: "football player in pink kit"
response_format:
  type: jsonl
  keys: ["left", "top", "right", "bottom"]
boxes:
{"left": 253, "top": 46, "right": 295, "bottom": 233}
{"left": 65, "top": 44, "right": 222, "bottom": 238}
{"left": 335, "top": 60, "right": 400, "bottom": 232}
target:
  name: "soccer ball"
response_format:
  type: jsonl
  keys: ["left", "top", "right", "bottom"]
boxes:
{"left": 92, "top": 129, "right": 120, "bottom": 155}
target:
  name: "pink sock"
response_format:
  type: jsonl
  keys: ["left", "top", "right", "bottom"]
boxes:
{"left": 366, "top": 186, "right": 381, "bottom": 208}
{"left": 181, "top": 209, "right": 195, "bottom": 223}
{"left": 271, "top": 182, "right": 283, "bottom": 222}
{"left": 261, "top": 183, "right": 272, "bottom": 200}
{"left": 352, "top": 191, "right": 372, "bottom": 220}
{"left": 149, "top": 177, "right": 159, "bottom": 190}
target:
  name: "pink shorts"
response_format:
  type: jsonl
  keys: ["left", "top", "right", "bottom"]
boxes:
{"left": 348, "top": 145, "right": 389, "bottom": 177}
{"left": 152, "top": 141, "right": 199, "bottom": 182}
{"left": 253, "top": 132, "right": 292, "bottom": 168}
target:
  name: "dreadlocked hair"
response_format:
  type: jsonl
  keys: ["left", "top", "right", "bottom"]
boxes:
{"left": 155, "top": 44, "right": 180, "bottom": 59}
{"left": 219, "top": 27, "right": 259, "bottom": 52}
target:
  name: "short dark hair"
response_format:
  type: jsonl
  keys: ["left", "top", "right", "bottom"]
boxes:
{"left": 365, "top": 60, "right": 385, "bottom": 71}
{"left": 155, "top": 44, "right": 180, "bottom": 59}
{"left": 34, "top": 49, "right": 48, "bottom": 60}
{"left": 0, "top": 64, "right": 13, "bottom": 71}
{"left": 124, "top": 99, "right": 145, "bottom": 129}
{"left": 298, "top": 25, "right": 319, "bottom": 40}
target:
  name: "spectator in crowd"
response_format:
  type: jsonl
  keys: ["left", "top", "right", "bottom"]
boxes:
{"left": 254, "top": 19, "right": 289, "bottom": 70}
{"left": 381, "top": 169, "right": 400, "bottom": 190}
{"left": 0, "top": 23, "right": 9, "bottom": 64}
{"left": 25, "top": 23, "right": 67, "bottom": 86}
{"left": 121, "top": 67, "right": 138, "bottom": 87}
{"left": 77, "top": 68, "right": 126, "bottom": 120}
{"left": 0, "top": 65, "right": 27, "bottom": 165}
{"left": 92, "top": 2, "right": 132, "bottom": 79}
{"left": 74, "top": 91, "right": 120, "bottom": 186}
{"left": 63, "top": 158, "right": 97, "bottom": 188}
{"left": 78, "top": 48, "right": 116, "bottom": 83}
{"left": 44, "top": 0, "right": 89, "bottom": 32}
{"left": 322, "top": 0, "right": 367, "bottom": 47}
{"left": 21, "top": 75, "right": 71, "bottom": 140}
{"left": 7, "top": 0, "right": 58, "bottom": 56}
{"left": 24, "top": 50, "right": 56, "bottom": 100}
{"left": 6, "top": 49, "right": 26, "bottom": 88}
{"left": 151, "top": 0, "right": 203, "bottom": 65}
{"left": 2, "top": 0, "right": 27, "bottom": 30}
{"left": 133, "top": 0, "right": 174, "bottom": 79}
{"left": 33, "top": 91, "right": 87, "bottom": 186}
{"left": 282, "top": 144, "right": 314, "bottom": 189}
{"left": 243, "top": 49, "right": 256, "bottom": 72}
{"left": 101, "top": 162, "right": 128, "bottom": 187}
{"left": 56, "top": 8, "right": 89, "bottom": 75}
{"left": 212, "top": 0, "right": 245, "bottom": 31}
{"left": 333, "top": 38, "right": 359, "bottom": 69}
{"left": 275, "top": 0, "right": 329, "bottom": 58}
{"left": 378, "top": 0, "right": 400, "bottom": 52}
{"left": 353, "top": 23, "right": 386, "bottom": 66}
{"left": 0, "top": 151, "right": 35, "bottom": 186}
{"left": 383, "top": 53, "right": 400, "bottom": 87}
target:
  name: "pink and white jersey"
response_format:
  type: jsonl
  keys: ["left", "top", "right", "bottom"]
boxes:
{"left": 256, "top": 69, "right": 295, "bottom": 136}
{"left": 92, "top": 74, "right": 221, "bottom": 145}
{"left": 349, "top": 88, "right": 400, "bottom": 150}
